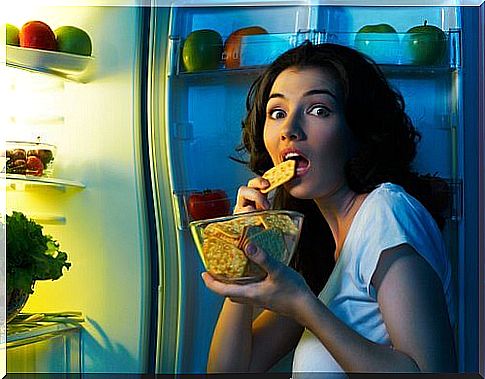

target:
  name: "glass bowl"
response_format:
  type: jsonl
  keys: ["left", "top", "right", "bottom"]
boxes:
{"left": 190, "top": 210, "right": 304, "bottom": 284}
{"left": 5, "top": 141, "right": 57, "bottom": 178}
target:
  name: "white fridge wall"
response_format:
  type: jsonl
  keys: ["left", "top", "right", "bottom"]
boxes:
{"left": 6, "top": 6, "right": 150, "bottom": 373}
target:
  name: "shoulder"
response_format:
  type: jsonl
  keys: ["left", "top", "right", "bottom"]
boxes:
{"left": 363, "top": 182, "right": 430, "bottom": 218}
{"left": 351, "top": 182, "right": 448, "bottom": 295}
{"left": 355, "top": 182, "right": 444, "bottom": 251}
{"left": 355, "top": 182, "right": 439, "bottom": 238}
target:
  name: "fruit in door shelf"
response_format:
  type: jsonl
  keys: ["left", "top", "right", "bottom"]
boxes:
{"left": 188, "top": 190, "right": 231, "bottom": 221}
{"left": 402, "top": 21, "right": 447, "bottom": 65}
{"left": 55, "top": 26, "right": 92, "bottom": 56}
{"left": 182, "top": 29, "right": 223, "bottom": 72}
{"left": 6, "top": 24, "right": 20, "bottom": 46}
{"left": 354, "top": 23, "right": 398, "bottom": 62}
{"left": 27, "top": 149, "right": 54, "bottom": 166}
{"left": 6, "top": 142, "right": 56, "bottom": 177}
{"left": 26, "top": 156, "right": 44, "bottom": 176}
{"left": 19, "top": 21, "right": 57, "bottom": 51}
{"left": 223, "top": 26, "right": 268, "bottom": 69}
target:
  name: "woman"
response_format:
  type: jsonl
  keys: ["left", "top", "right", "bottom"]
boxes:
{"left": 202, "top": 42, "right": 456, "bottom": 375}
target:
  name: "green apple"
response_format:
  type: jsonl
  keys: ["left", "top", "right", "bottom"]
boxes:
{"left": 354, "top": 23, "right": 399, "bottom": 63}
{"left": 55, "top": 26, "right": 92, "bottom": 56}
{"left": 182, "top": 29, "right": 223, "bottom": 72}
{"left": 6, "top": 24, "right": 20, "bottom": 46}
{"left": 402, "top": 20, "right": 446, "bottom": 65}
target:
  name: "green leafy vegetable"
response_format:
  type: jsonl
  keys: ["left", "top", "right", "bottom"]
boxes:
{"left": 6, "top": 211, "right": 71, "bottom": 294}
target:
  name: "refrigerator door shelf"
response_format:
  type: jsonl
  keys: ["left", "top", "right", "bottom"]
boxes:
{"left": 170, "top": 31, "right": 309, "bottom": 76}
{"left": 321, "top": 29, "right": 461, "bottom": 69}
{"left": 169, "top": 29, "right": 461, "bottom": 78}
{"left": 6, "top": 45, "right": 94, "bottom": 83}
{"left": 173, "top": 189, "right": 234, "bottom": 230}
{"left": 238, "top": 33, "right": 298, "bottom": 67}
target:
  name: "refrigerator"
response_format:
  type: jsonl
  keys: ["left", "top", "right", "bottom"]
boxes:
{"left": 2, "top": 1, "right": 484, "bottom": 375}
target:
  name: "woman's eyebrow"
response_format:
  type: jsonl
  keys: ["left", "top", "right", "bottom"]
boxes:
{"left": 268, "top": 93, "right": 285, "bottom": 100}
{"left": 303, "top": 89, "right": 337, "bottom": 100}
{"left": 268, "top": 89, "right": 337, "bottom": 101}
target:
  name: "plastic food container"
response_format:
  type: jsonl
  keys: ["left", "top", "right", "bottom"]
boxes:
{"left": 5, "top": 141, "right": 57, "bottom": 177}
{"left": 190, "top": 210, "right": 304, "bottom": 284}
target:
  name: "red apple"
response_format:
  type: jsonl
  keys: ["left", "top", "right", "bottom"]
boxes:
{"left": 19, "top": 21, "right": 57, "bottom": 51}
{"left": 224, "top": 26, "right": 268, "bottom": 69}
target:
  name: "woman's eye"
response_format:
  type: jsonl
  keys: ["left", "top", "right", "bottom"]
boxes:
{"left": 269, "top": 109, "right": 286, "bottom": 120}
{"left": 308, "top": 105, "right": 330, "bottom": 117}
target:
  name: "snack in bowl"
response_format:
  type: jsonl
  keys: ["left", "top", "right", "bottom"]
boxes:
{"left": 190, "top": 210, "right": 304, "bottom": 284}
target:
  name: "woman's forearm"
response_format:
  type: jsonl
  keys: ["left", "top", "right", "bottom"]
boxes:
{"left": 296, "top": 294, "right": 421, "bottom": 373}
{"left": 207, "top": 298, "right": 254, "bottom": 373}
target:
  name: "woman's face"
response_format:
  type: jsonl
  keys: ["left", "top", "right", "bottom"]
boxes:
{"left": 263, "top": 66, "right": 353, "bottom": 199}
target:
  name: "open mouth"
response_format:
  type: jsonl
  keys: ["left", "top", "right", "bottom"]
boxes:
{"left": 282, "top": 150, "right": 311, "bottom": 177}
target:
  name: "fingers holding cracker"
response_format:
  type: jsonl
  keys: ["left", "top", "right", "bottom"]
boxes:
{"left": 261, "top": 160, "right": 296, "bottom": 194}
{"left": 235, "top": 185, "right": 271, "bottom": 213}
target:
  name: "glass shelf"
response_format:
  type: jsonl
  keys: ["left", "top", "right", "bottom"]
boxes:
{"left": 7, "top": 312, "right": 84, "bottom": 346}
{"left": 3, "top": 174, "right": 86, "bottom": 192}
{"left": 6, "top": 45, "right": 94, "bottom": 83}
{"left": 5, "top": 312, "right": 83, "bottom": 373}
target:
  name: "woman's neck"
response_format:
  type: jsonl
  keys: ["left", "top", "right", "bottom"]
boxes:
{"left": 314, "top": 185, "right": 368, "bottom": 261}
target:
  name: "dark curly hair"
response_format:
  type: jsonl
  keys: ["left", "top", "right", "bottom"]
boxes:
{"left": 234, "top": 42, "right": 450, "bottom": 295}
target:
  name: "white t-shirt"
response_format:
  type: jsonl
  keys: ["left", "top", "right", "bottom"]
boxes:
{"left": 292, "top": 182, "right": 455, "bottom": 376}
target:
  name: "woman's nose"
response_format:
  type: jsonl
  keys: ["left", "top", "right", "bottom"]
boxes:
{"left": 280, "top": 117, "right": 303, "bottom": 141}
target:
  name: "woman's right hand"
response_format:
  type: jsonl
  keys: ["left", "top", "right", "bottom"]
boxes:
{"left": 234, "top": 177, "right": 271, "bottom": 214}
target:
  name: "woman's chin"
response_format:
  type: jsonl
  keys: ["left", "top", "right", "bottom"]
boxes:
{"left": 284, "top": 180, "right": 315, "bottom": 200}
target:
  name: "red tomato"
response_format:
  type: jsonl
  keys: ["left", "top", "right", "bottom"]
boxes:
{"left": 188, "top": 190, "right": 231, "bottom": 221}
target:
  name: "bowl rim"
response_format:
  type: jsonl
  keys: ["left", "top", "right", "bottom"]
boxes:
{"left": 189, "top": 209, "right": 304, "bottom": 229}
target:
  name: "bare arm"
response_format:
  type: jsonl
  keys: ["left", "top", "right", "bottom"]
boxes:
{"left": 296, "top": 243, "right": 456, "bottom": 372}
{"left": 206, "top": 285, "right": 304, "bottom": 373}
{"left": 207, "top": 175, "right": 303, "bottom": 373}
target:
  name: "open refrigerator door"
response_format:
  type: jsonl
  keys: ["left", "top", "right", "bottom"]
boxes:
{"left": 3, "top": 4, "right": 155, "bottom": 374}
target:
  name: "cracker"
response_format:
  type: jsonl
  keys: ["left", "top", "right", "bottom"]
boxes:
{"left": 205, "top": 215, "right": 262, "bottom": 239}
{"left": 237, "top": 225, "right": 265, "bottom": 249}
{"left": 259, "top": 213, "right": 299, "bottom": 235}
{"left": 261, "top": 160, "right": 296, "bottom": 194}
{"left": 202, "top": 237, "right": 248, "bottom": 278}
{"left": 247, "top": 229, "right": 288, "bottom": 261}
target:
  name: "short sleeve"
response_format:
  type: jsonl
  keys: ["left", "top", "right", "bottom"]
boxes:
{"left": 354, "top": 184, "right": 450, "bottom": 301}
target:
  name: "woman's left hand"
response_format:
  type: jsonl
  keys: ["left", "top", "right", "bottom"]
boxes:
{"left": 201, "top": 243, "right": 314, "bottom": 322}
